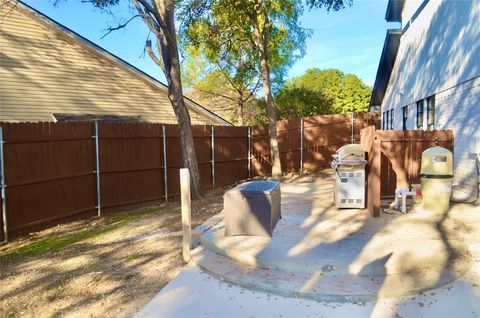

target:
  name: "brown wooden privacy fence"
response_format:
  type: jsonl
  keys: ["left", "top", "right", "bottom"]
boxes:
{"left": 360, "top": 126, "right": 454, "bottom": 217}
{"left": 0, "top": 122, "right": 250, "bottom": 241}
{"left": 0, "top": 112, "right": 380, "bottom": 240}
{"left": 251, "top": 113, "right": 380, "bottom": 174}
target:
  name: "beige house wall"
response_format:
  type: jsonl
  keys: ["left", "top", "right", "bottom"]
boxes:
{"left": 0, "top": 3, "right": 229, "bottom": 125}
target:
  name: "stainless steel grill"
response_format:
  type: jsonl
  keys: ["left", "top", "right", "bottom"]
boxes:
{"left": 331, "top": 144, "right": 367, "bottom": 209}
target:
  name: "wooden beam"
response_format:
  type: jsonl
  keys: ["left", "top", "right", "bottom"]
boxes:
{"left": 180, "top": 168, "right": 192, "bottom": 262}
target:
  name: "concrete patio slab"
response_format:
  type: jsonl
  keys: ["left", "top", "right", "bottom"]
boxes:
{"left": 194, "top": 176, "right": 475, "bottom": 300}
{"left": 136, "top": 173, "right": 480, "bottom": 317}
{"left": 135, "top": 262, "right": 480, "bottom": 318}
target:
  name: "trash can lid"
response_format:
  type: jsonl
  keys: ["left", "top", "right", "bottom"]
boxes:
{"left": 420, "top": 146, "right": 453, "bottom": 176}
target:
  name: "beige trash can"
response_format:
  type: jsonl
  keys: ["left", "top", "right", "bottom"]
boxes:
{"left": 420, "top": 146, "right": 453, "bottom": 213}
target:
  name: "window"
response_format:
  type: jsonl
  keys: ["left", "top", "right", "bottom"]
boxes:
{"left": 385, "top": 110, "right": 390, "bottom": 130}
{"left": 390, "top": 109, "right": 394, "bottom": 130}
{"left": 382, "top": 112, "right": 386, "bottom": 130}
{"left": 402, "top": 106, "right": 408, "bottom": 130}
{"left": 416, "top": 100, "right": 424, "bottom": 130}
{"left": 427, "top": 95, "right": 435, "bottom": 130}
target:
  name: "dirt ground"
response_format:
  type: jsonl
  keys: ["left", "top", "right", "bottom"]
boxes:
{"left": 0, "top": 186, "right": 228, "bottom": 318}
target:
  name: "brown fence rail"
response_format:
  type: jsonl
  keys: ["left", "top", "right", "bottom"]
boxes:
{"left": 0, "top": 113, "right": 379, "bottom": 240}
{"left": 360, "top": 126, "right": 454, "bottom": 217}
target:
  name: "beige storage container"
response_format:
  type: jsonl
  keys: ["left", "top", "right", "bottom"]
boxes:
{"left": 419, "top": 146, "right": 453, "bottom": 212}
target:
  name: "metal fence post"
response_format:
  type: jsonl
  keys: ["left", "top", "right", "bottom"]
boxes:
{"left": 0, "top": 127, "right": 8, "bottom": 242}
{"left": 211, "top": 125, "right": 215, "bottom": 188}
{"left": 300, "top": 118, "right": 304, "bottom": 172}
{"left": 248, "top": 127, "right": 251, "bottom": 179}
{"left": 162, "top": 125, "right": 168, "bottom": 202}
{"left": 94, "top": 121, "right": 101, "bottom": 217}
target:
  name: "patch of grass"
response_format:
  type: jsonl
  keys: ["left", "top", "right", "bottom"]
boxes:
{"left": 52, "top": 281, "right": 65, "bottom": 294}
{"left": 126, "top": 255, "right": 137, "bottom": 262}
{"left": 0, "top": 205, "right": 180, "bottom": 262}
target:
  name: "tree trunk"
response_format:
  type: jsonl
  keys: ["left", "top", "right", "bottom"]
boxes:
{"left": 102, "top": 0, "right": 202, "bottom": 197}
{"left": 167, "top": 82, "right": 202, "bottom": 198}
{"left": 161, "top": 4, "right": 202, "bottom": 198}
{"left": 236, "top": 91, "right": 244, "bottom": 126}
{"left": 251, "top": 13, "right": 282, "bottom": 179}
{"left": 259, "top": 63, "right": 282, "bottom": 178}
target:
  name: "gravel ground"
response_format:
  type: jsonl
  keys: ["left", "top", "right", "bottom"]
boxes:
{"left": 0, "top": 187, "right": 228, "bottom": 318}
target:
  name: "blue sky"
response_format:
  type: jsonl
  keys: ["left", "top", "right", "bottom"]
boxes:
{"left": 23, "top": 0, "right": 398, "bottom": 87}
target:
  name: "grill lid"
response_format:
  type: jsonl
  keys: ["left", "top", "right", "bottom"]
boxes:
{"left": 335, "top": 144, "right": 365, "bottom": 161}
{"left": 332, "top": 144, "right": 367, "bottom": 168}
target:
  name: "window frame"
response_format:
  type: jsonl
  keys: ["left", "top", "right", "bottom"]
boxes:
{"left": 385, "top": 110, "right": 390, "bottom": 130}
{"left": 390, "top": 108, "right": 394, "bottom": 130}
{"left": 427, "top": 95, "right": 435, "bottom": 131}
{"left": 402, "top": 105, "right": 408, "bottom": 130}
{"left": 416, "top": 100, "right": 424, "bottom": 130}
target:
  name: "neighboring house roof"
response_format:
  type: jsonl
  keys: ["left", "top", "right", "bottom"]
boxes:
{"left": 0, "top": 1, "right": 232, "bottom": 126}
{"left": 369, "top": 29, "right": 402, "bottom": 109}
{"left": 53, "top": 113, "right": 144, "bottom": 122}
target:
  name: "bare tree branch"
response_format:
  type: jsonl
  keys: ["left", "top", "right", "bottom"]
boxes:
{"left": 216, "top": 61, "right": 242, "bottom": 92}
{"left": 1, "top": 0, "right": 18, "bottom": 18}
{"left": 244, "top": 77, "right": 261, "bottom": 102}
{"left": 137, "top": 0, "right": 174, "bottom": 44}
{"left": 195, "top": 87, "right": 237, "bottom": 101}
{"left": 100, "top": 15, "right": 140, "bottom": 39}
{"left": 132, "top": 0, "right": 160, "bottom": 37}
{"left": 145, "top": 39, "right": 165, "bottom": 72}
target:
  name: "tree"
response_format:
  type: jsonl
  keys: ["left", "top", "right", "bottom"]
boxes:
{"left": 275, "top": 86, "right": 333, "bottom": 119}
{"left": 181, "top": 47, "right": 261, "bottom": 125}
{"left": 338, "top": 73, "right": 372, "bottom": 113}
{"left": 275, "top": 68, "right": 371, "bottom": 118}
{"left": 183, "top": 0, "right": 350, "bottom": 178}
{"left": 79, "top": 0, "right": 203, "bottom": 197}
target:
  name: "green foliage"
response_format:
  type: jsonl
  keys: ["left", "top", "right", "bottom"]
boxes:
{"left": 305, "top": 0, "right": 352, "bottom": 10}
{"left": 180, "top": 0, "right": 352, "bottom": 128}
{"left": 243, "top": 98, "right": 269, "bottom": 126}
{"left": 181, "top": 47, "right": 259, "bottom": 124}
{"left": 275, "top": 68, "right": 372, "bottom": 119}
{"left": 276, "top": 86, "right": 333, "bottom": 119}
{"left": 180, "top": 0, "right": 306, "bottom": 124}
{"left": 180, "top": 0, "right": 314, "bottom": 92}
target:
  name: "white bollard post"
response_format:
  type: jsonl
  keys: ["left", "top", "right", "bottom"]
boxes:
{"left": 211, "top": 126, "right": 215, "bottom": 188}
{"left": 300, "top": 118, "right": 304, "bottom": 172}
{"left": 180, "top": 168, "right": 192, "bottom": 262}
{"left": 248, "top": 127, "right": 251, "bottom": 179}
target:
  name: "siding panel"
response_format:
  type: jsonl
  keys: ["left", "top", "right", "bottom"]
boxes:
{"left": 0, "top": 4, "right": 218, "bottom": 125}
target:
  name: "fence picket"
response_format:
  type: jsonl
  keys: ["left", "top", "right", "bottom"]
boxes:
{"left": 0, "top": 113, "right": 380, "bottom": 238}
